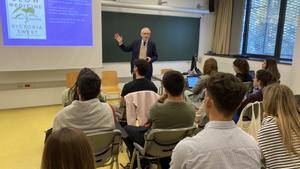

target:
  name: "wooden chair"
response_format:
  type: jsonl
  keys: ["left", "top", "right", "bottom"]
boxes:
{"left": 101, "top": 71, "right": 121, "bottom": 94}
{"left": 66, "top": 71, "right": 79, "bottom": 88}
{"left": 160, "top": 68, "right": 172, "bottom": 75}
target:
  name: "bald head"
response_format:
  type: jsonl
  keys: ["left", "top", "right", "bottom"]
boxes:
{"left": 140, "top": 27, "right": 151, "bottom": 41}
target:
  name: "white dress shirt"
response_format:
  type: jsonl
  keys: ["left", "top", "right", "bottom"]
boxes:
{"left": 170, "top": 121, "right": 261, "bottom": 169}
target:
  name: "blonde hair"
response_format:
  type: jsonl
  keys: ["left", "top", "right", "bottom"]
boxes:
{"left": 263, "top": 84, "right": 300, "bottom": 156}
{"left": 41, "top": 128, "right": 95, "bottom": 169}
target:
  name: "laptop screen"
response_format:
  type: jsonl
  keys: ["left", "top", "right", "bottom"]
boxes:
{"left": 187, "top": 76, "right": 200, "bottom": 88}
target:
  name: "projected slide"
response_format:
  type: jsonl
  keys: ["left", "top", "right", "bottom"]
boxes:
{"left": 0, "top": 0, "right": 93, "bottom": 46}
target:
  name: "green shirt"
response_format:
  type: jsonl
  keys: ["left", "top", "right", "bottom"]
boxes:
{"left": 149, "top": 101, "right": 195, "bottom": 129}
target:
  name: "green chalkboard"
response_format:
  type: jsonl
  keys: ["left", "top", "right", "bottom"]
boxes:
{"left": 102, "top": 12, "right": 200, "bottom": 62}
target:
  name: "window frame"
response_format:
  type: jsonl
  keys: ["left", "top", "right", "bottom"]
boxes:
{"left": 242, "top": 0, "right": 292, "bottom": 61}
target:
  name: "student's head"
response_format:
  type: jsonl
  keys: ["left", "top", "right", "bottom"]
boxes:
{"left": 133, "top": 59, "right": 149, "bottom": 77}
{"left": 41, "top": 128, "right": 95, "bottom": 169}
{"left": 233, "top": 58, "right": 250, "bottom": 75}
{"left": 253, "top": 69, "right": 276, "bottom": 88}
{"left": 77, "top": 70, "right": 101, "bottom": 101}
{"left": 162, "top": 70, "right": 185, "bottom": 97}
{"left": 203, "top": 58, "right": 218, "bottom": 75}
{"left": 204, "top": 72, "right": 247, "bottom": 119}
{"left": 262, "top": 58, "right": 280, "bottom": 82}
{"left": 263, "top": 84, "right": 300, "bottom": 155}
{"left": 71, "top": 68, "right": 94, "bottom": 100}
{"left": 140, "top": 27, "right": 151, "bottom": 41}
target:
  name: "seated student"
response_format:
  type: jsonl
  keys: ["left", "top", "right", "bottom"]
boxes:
{"left": 53, "top": 70, "right": 115, "bottom": 132}
{"left": 234, "top": 69, "right": 276, "bottom": 121}
{"left": 118, "top": 59, "right": 158, "bottom": 122}
{"left": 120, "top": 59, "right": 157, "bottom": 103}
{"left": 192, "top": 58, "right": 218, "bottom": 95}
{"left": 185, "top": 58, "right": 218, "bottom": 107}
{"left": 124, "top": 70, "right": 195, "bottom": 168}
{"left": 262, "top": 58, "right": 281, "bottom": 83}
{"left": 170, "top": 73, "right": 261, "bottom": 169}
{"left": 258, "top": 84, "right": 300, "bottom": 168}
{"left": 233, "top": 58, "right": 253, "bottom": 82}
{"left": 62, "top": 68, "right": 105, "bottom": 107}
{"left": 41, "top": 128, "right": 95, "bottom": 169}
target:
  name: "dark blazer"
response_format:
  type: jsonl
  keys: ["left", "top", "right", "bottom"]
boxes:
{"left": 119, "top": 39, "right": 158, "bottom": 78}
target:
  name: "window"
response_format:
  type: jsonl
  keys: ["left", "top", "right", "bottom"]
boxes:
{"left": 242, "top": 0, "right": 300, "bottom": 61}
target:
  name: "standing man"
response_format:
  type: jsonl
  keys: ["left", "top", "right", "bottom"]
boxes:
{"left": 114, "top": 27, "right": 158, "bottom": 80}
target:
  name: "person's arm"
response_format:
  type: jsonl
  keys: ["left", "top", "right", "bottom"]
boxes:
{"left": 147, "top": 42, "right": 158, "bottom": 63}
{"left": 192, "top": 78, "right": 207, "bottom": 94}
{"left": 114, "top": 33, "right": 133, "bottom": 52}
{"left": 119, "top": 96, "right": 125, "bottom": 107}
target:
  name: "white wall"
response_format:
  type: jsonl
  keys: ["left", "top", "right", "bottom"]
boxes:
{"left": 0, "top": 1, "right": 213, "bottom": 109}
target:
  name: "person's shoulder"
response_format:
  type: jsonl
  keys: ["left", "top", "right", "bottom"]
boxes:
{"left": 182, "top": 102, "right": 196, "bottom": 111}
{"left": 123, "top": 80, "right": 136, "bottom": 90}
{"left": 99, "top": 102, "right": 113, "bottom": 112}
{"left": 133, "top": 39, "right": 141, "bottom": 44}
{"left": 259, "top": 116, "right": 277, "bottom": 133}
{"left": 150, "top": 101, "right": 163, "bottom": 112}
{"left": 124, "top": 80, "right": 134, "bottom": 87}
{"left": 147, "top": 80, "right": 158, "bottom": 88}
{"left": 175, "top": 135, "right": 201, "bottom": 153}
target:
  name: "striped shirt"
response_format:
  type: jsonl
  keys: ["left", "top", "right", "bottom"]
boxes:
{"left": 258, "top": 116, "right": 300, "bottom": 169}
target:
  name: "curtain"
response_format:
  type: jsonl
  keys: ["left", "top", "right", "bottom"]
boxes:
{"left": 211, "top": 0, "right": 233, "bottom": 54}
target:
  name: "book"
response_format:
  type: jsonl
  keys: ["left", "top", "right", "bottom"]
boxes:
{"left": 5, "top": 0, "right": 46, "bottom": 39}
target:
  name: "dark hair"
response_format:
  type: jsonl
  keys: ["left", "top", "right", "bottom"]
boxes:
{"left": 134, "top": 59, "right": 149, "bottom": 76}
{"left": 203, "top": 58, "right": 218, "bottom": 75}
{"left": 206, "top": 72, "right": 247, "bottom": 116}
{"left": 233, "top": 58, "right": 250, "bottom": 74}
{"left": 265, "top": 58, "right": 280, "bottom": 82}
{"left": 162, "top": 70, "right": 185, "bottom": 96}
{"left": 41, "top": 128, "right": 95, "bottom": 169}
{"left": 77, "top": 70, "right": 101, "bottom": 100}
{"left": 256, "top": 69, "right": 276, "bottom": 87}
{"left": 70, "top": 68, "right": 94, "bottom": 101}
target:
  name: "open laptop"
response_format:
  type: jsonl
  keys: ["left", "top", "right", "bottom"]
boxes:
{"left": 187, "top": 75, "right": 200, "bottom": 89}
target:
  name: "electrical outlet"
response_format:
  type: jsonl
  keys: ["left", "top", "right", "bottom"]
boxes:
{"left": 24, "top": 83, "right": 31, "bottom": 88}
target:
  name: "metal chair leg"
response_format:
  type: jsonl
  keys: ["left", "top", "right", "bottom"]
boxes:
{"left": 136, "top": 152, "right": 141, "bottom": 169}
{"left": 130, "top": 149, "right": 137, "bottom": 169}
{"left": 115, "top": 156, "right": 119, "bottom": 169}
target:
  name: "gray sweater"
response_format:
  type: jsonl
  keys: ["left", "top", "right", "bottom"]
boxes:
{"left": 53, "top": 98, "right": 115, "bottom": 132}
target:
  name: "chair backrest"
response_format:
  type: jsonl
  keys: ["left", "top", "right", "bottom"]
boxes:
{"left": 102, "top": 71, "right": 119, "bottom": 86}
{"left": 144, "top": 126, "right": 196, "bottom": 157}
{"left": 66, "top": 71, "right": 79, "bottom": 88}
{"left": 101, "top": 71, "right": 120, "bottom": 93}
{"left": 160, "top": 68, "right": 172, "bottom": 75}
{"left": 124, "top": 91, "right": 160, "bottom": 126}
{"left": 86, "top": 129, "right": 122, "bottom": 168}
